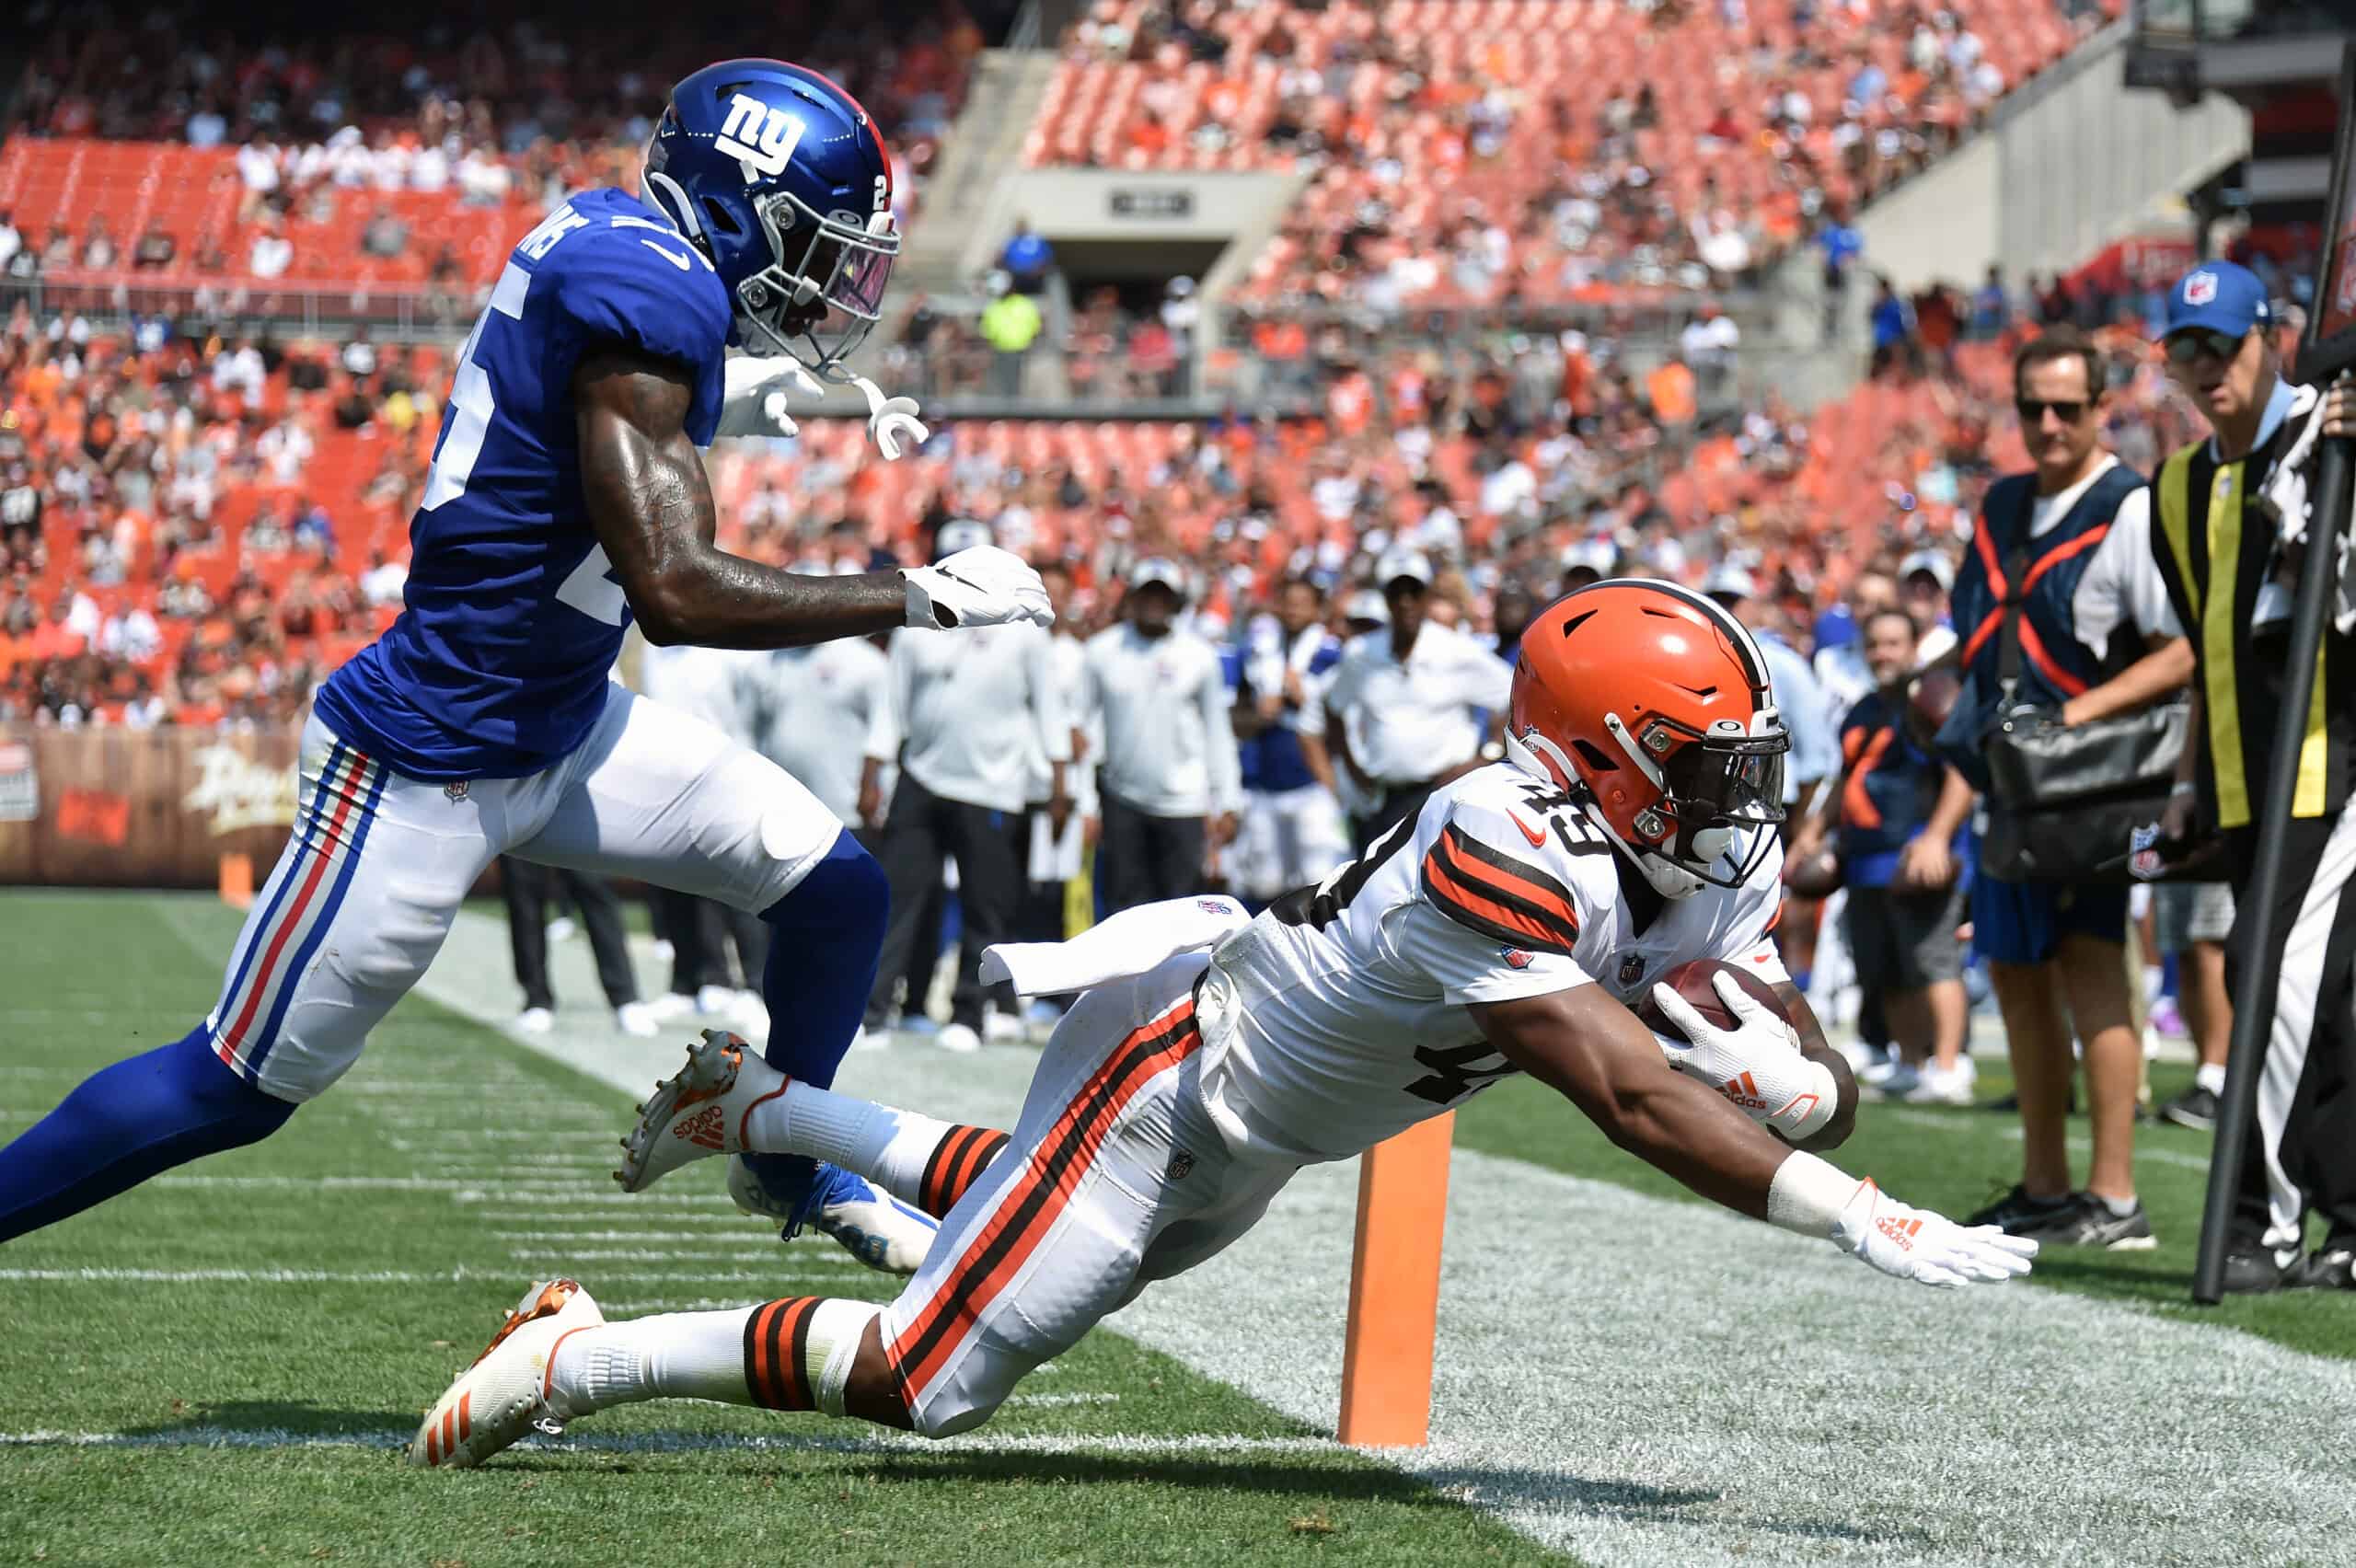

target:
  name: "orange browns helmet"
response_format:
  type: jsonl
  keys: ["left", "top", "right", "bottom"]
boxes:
{"left": 1506, "top": 578, "right": 1789, "bottom": 895}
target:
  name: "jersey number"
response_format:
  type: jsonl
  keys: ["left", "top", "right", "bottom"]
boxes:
{"left": 556, "top": 543, "right": 629, "bottom": 625}
{"left": 421, "top": 259, "right": 531, "bottom": 513}
{"left": 1403, "top": 1041, "right": 1517, "bottom": 1106}
{"left": 1268, "top": 812, "right": 1416, "bottom": 931}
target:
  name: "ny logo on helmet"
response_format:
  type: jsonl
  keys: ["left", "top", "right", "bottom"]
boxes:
{"left": 716, "top": 93, "right": 807, "bottom": 181}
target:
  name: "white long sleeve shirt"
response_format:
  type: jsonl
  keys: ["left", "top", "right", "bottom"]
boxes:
{"left": 1025, "top": 629, "right": 1093, "bottom": 810}
{"left": 1082, "top": 623, "right": 1242, "bottom": 819}
{"left": 637, "top": 642, "right": 754, "bottom": 739}
{"left": 867, "top": 623, "right": 1070, "bottom": 813}
{"left": 1308, "top": 622, "right": 1513, "bottom": 786}
{"left": 734, "top": 638, "right": 890, "bottom": 824}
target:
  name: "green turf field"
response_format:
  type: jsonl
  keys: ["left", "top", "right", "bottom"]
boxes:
{"left": 3, "top": 889, "right": 2353, "bottom": 1567}
{"left": 0, "top": 893, "right": 1549, "bottom": 1567}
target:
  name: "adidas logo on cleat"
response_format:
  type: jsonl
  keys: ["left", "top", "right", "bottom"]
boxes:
{"left": 675, "top": 1104, "right": 726, "bottom": 1149}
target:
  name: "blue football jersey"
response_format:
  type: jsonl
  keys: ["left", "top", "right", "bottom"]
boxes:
{"left": 315, "top": 188, "right": 732, "bottom": 780}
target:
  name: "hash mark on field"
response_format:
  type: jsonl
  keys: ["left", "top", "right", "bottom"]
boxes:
{"left": 507, "top": 1248, "right": 850, "bottom": 1266}
{"left": 488, "top": 1228, "right": 775, "bottom": 1243}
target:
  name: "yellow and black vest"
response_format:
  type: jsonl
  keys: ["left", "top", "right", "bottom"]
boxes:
{"left": 2149, "top": 412, "right": 2355, "bottom": 832}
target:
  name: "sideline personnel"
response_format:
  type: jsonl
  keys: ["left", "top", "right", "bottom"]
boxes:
{"left": 2147, "top": 261, "right": 2356, "bottom": 1293}
{"left": 1948, "top": 326, "right": 2192, "bottom": 1250}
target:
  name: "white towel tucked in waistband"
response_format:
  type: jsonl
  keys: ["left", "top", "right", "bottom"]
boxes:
{"left": 979, "top": 894, "right": 1250, "bottom": 997}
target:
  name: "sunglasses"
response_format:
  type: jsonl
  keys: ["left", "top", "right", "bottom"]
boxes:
{"left": 2015, "top": 398, "right": 2090, "bottom": 424}
{"left": 2164, "top": 329, "right": 2245, "bottom": 367}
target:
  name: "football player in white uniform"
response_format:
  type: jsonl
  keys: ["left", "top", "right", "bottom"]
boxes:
{"left": 410, "top": 581, "right": 2031, "bottom": 1467}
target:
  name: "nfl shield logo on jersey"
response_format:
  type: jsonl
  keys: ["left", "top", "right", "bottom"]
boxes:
{"left": 1618, "top": 954, "right": 1646, "bottom": 987}
{"left": 1165, "top": 1148, "right": 1195, "bottom": 1182}
{"left": 1498, "top": 947, "right": 1533, "bottom": 971}
{"left": 444, "top": 780, "right": 470, "bottom": 803}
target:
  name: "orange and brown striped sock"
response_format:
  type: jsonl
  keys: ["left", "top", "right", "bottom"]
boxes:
{"left": 915, "top": 1124, "right": 1011, "bottom": 1219}
{"left": 742, "top": 1297, "right": 882, "bottom": 1415}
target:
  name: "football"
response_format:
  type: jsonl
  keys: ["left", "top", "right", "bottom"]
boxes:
{"left": 1631, "top": 958, "right": 1788, "bottom": 1037}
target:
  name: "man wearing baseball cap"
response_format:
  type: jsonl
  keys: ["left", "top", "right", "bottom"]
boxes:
{"left": 1941, "top": 323, "right": 2190, "bottom": 1251}
{"left": 1306, "top": 547, "right": 1512, "bottom": 849}
{"left": 1080, "top": 558, "right": 1242, "bottom": 916}
{"left": 2145, "top": 258, "right": 2356, "bottom": 1290}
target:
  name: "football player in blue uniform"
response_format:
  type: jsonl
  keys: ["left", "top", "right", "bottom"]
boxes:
{"left": 0, "top": 60, "right": 1045, "bottom": 1272}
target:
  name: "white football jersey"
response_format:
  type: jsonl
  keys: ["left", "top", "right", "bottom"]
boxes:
{"left": 1192, "top": 762, "right": 1787, "bottom": 1165}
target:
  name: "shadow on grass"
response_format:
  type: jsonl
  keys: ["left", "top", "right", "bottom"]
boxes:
{"left": 116, "top": 1400, "right": 420, "bottom": 1440}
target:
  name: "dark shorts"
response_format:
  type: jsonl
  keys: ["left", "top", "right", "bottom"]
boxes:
{"left": 1846, "top": 882, "right": 1968, "bottom": 990}
{"left": 1968, "top": 874, "right": 2129, "bottom": 967}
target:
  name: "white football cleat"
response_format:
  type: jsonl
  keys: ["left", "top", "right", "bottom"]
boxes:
{"left": 514, "top": 1007, "right": 554, "bottom": 1036}
{"left": 936, "top": 1021, "right": 982, "bottom": 1055}
{"left": 615, "top": 1030, "right": 785, "bottom": 1193}
{"left": 614, "top": 1000, "right": 659, "bottom": 1038}
{"left": 410, "top": 1278, "right": 602, "bottom": 1469}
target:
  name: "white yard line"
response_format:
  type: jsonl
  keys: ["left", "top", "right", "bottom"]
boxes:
{"left": 0, "top": 1425, "right": 1331, "bottom": 1458}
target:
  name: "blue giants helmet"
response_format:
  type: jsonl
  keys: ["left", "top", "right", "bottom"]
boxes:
{"left": 641, "top": 58, "right": 899, "bottom": 374}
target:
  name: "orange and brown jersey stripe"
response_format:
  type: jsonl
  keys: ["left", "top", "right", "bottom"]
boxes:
{"left": 918, "top": 1124, "right": 1012, "bottom": 1219}
{"left": 1420, "top": 823, "right": 1582, "bottom": 955}
{"left": 888, "top": 1002, "right": 1201, "bottom": 1406}
{"left": 743, "top": 1296, "right": 822, "bottom": 1411}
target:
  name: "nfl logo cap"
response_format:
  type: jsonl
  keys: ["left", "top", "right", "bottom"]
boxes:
{"left": 2160, "top": 260, "right": 2272, "bottom": 341}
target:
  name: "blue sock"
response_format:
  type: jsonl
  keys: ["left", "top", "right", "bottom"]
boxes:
{"left": 742, "top": 829, "right": 889, "bottom": 1209}
{"left": 1790, "top": 968, "right": 1812, "bottom": 996}
{"left": 0, "top": 1025, "right": 295, "bottom": 1244}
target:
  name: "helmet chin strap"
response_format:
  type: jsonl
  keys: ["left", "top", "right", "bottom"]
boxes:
{"left": 1573, "top": 796, "right": 1710, "bottom": 900}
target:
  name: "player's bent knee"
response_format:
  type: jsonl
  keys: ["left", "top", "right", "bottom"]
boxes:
{"left": 764, "top": 828, "right": 887, "bottom": 940}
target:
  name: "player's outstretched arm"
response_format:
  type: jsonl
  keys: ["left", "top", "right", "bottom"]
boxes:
{"left": 1472, "top": 985, "right": 2035, "bottom": 1287}
{"left": 574, "top": 347, "right": 1045, "bottom": 648}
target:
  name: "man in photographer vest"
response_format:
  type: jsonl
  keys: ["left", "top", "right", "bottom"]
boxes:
{"left": 2147, "top": 260, "right": 2356, "bottom": 1292}
{"left": 1944, "top": 326, "right": 2191, "bottom": 1250}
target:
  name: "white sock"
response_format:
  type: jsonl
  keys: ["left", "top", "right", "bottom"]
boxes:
{"left": 745, "top": 1081, "right": 952, "bottom": 1210}
{"left": 2196, "top": 1062, "right": 2227, "bottom": 1095}
{"left": 549, "top": 1308, "right": 756, "bottom": 1414}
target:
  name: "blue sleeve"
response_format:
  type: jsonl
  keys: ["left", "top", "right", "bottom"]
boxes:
{"left": 545, "top": 231, "right": 731, "bottom": 448}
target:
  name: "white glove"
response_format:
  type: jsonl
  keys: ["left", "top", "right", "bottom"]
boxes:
{"left": 902, "top": 545, "right": 1051, "bottom": 630}
{"left": 848, "top": 372, "right": 930, "bottom": 461}
{"left": 1648, "top": 973, "right": 1835, "bottom": 1141}
{"left": 720, "top": 356, "right": 824, "bottom": 439}
{"left": 1833, "top": 1178, "right": 2038, "bottom": 1288}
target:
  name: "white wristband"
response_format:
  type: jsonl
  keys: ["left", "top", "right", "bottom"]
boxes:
{"left": 2169, "top": 781, "right": 2196, "bottom": 800}
{"left": 1766, "top": 1150, "right": 1863, "bottom": 1239}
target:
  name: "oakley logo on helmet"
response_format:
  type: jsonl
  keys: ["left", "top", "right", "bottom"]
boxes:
{"left": 716, "top": 93, "right": 807, "bottom": 180}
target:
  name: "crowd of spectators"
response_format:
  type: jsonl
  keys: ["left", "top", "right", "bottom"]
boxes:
{"left": 4, "top": 1, "right": 1008, "bottom": 294}
{"left": 1038, "top": 0, "right": 2117, "bottom": 317}
{"left": 0, "top": 302, "right": 436, "bottom": 728}
{"left": 0, "top": 227, "right": 2247, "bottom": 743}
